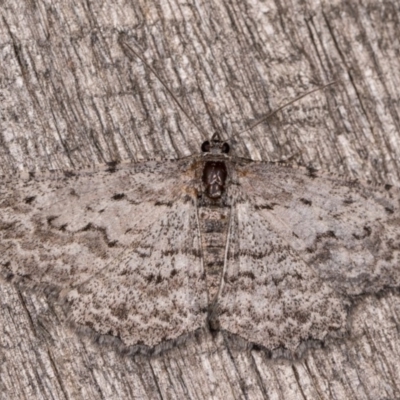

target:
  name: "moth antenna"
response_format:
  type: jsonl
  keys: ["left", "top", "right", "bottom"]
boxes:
{"left": 118, "top": 34, "right": 209, "bottom": 138}
{"left": 228, "top": 80, "right": 338, "bottom": 142}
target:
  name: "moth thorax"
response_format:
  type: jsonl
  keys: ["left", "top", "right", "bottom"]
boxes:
{"left": 202, "top": 161, "right": 227, "bottom": 199}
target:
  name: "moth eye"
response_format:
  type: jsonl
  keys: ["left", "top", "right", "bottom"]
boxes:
{"left": 221, "top": 143, "right": 230, "bottom": 154}
{"left": 201, "top": 141, "right": 211, "bottom": 152}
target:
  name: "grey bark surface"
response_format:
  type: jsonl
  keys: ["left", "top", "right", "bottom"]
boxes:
{"left": 1, "top": 0, "right": 400, "bottom": 399}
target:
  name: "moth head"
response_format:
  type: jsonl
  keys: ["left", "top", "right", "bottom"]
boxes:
{"left": 201, "top": 132, "right": 230, "bottom": 155}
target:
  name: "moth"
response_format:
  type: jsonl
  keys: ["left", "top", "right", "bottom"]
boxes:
{"left": 1, "top": 36, "right": 400, "bottom": 357}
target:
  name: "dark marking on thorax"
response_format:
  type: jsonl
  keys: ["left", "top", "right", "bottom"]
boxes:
{"left": 201, "top": 134, "right": 230, "bottom": 200}
{"left": 202, "top": 161, "right": 228, "bottom": 199}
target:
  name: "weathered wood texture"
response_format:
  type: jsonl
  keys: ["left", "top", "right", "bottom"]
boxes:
{"left": 1, "top": 0, "right": 400, "bottom": 399}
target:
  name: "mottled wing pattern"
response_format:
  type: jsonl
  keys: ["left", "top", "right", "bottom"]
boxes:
{"left": 214, "top": 202, "right": 348, "bottom": 352}
{"left": 215, "top": 162, "right": 400, "bottom": 351}
{"left": 0, "top": 159, "right": 207, "bottom": 349}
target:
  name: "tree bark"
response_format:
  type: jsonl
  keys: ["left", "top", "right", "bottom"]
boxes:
{"left": 1, "top": 0, "right": 400, "bottom": 398}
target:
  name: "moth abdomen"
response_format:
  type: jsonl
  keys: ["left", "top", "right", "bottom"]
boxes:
{"left": 198, "top": 205, "right": 231, "bottom": 304}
